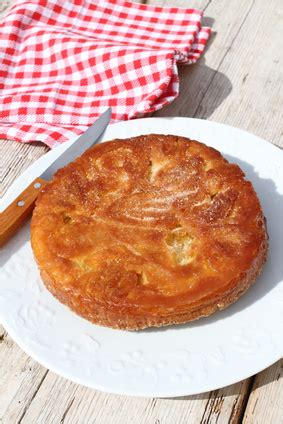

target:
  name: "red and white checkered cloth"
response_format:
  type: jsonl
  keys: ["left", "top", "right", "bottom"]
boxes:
{"left": 0, "top": 0, "right": 211, "bottom": 148}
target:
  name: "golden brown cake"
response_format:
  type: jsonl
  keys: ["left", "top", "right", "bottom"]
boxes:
{"left": 31, "top": 134, "right": 268, "bottom": 330}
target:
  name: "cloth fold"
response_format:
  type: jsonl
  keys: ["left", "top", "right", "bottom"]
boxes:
{"left": 0, "top": 0, "right": 211, "bottom": 147}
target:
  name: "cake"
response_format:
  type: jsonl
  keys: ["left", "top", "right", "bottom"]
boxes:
{"left": 31, "top": 134, "right": 268, "bottom": 330}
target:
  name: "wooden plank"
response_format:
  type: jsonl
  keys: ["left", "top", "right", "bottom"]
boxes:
{"left": 0, "top": 0, "right": 9, "bottom": 18}
{"left": 18, "top": 371, "right": 251, "bottom": 424}
{"left": 192, "top": 0, "right": 283, "bottom": 147}
{"left": 149, "top": 0, "right": 255, "bottom": 120}
{"left": 0, "top": 333, "right": 48, "bottom": 423}
{"left": 151, "top": 0, "right": 283, "bottom": 148}
{"left": 146, "top": 0, "right": 210, "bottom": 8}
{"left": 0, "top": 140, "right": 49, "bottom": 197}
{"left": 243, "top": 360, "right": 283, "bottom": 424}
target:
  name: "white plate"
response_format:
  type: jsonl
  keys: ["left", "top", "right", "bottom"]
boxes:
{"left": 1, "top": 118, "right": 283, "bottom": 397}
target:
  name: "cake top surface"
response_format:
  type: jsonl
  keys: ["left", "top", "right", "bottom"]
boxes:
{"left": 31, "top": 134, "right": 267, "bottom": 316}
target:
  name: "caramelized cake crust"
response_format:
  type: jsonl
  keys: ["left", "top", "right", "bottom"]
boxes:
{"left": 31, "top": 135, "right": 268, "bottom": 329}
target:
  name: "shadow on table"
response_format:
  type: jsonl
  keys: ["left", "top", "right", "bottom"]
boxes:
{"left": 151, "top": 22, "right": 231, "bottom": 121}
{"left": 154, "top": 58, "right": 232, "bottom": 120}
{"left": 202, "top": 17, "right": 215, "bottom": 29}
{"left": 250, "top": 358, "right": 283, "bottom": 389}
{"left": 169, "top": 378, "right": 248, "bottom": 401}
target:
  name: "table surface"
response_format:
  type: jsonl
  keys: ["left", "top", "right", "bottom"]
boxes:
{"left": 1, "top": 0, "right": 282, "bottom": 423}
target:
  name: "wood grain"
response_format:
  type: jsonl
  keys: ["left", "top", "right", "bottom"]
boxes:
{"left": 17, "top": 369, "right": 251, "bottom": 424}
{"left": 0, "top": 177, "right": 47, "bottom": 246}
{"left": 150, "top": 0, "right": 254, "bottom": 118}
{"left": 0, "top": 332, "right": 48, "bottom": 423}
{"left": 0, "top": 140, "right": 49, "bottom": 197}
{"left": 0, "top": 0, "right": 9, "bottom": 17}
{"left": 0, "top": 0, "right": 282, "bottom": 423}
{"left": 194, "top": 0, "right": 283, "bottom": 147}
{"left": 151, "top": 0, "right": 283, "bottom": 147}
{"left": 243, "top": 360, "right": 283, "bottom": 424}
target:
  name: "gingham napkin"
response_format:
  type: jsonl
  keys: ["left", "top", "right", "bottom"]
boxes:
{"left": 0, "top": 0, "right": 211, "bottom": 148}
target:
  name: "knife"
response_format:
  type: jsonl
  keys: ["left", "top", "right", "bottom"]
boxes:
{"left": 0, "top": 108, "right": 112, "bottom": 247}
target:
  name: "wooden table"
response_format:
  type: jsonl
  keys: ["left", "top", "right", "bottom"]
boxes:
{"left": 1, "top": 0, "right": 282, "bottom": 422}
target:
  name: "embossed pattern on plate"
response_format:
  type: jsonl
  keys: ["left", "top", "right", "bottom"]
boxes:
{"left": 1, "top": 118, "right": 283, "bottom": 397}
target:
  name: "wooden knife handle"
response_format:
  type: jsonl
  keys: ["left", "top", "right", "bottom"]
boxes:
{"left": 0, "top": 177, "right": 48, "bottom": 247}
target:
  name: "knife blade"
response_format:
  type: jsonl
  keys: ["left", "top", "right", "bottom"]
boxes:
{"left": 41, "top": 107, "right": 111, "bottom": 180}
{"left": 0, "top": 108, "right": 112, "bottom": 246}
